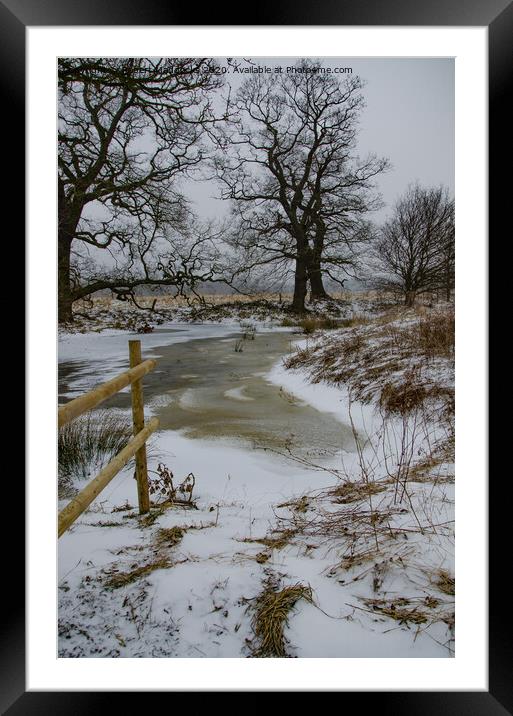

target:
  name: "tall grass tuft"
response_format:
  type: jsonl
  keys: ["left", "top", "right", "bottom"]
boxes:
{"left": 415, "top": 311, "right": 455, "bottom": 358}
{"left": 58, "top": 410, "right": 133, "bottom": 495}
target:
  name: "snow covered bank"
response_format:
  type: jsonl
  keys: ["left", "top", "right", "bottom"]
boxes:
{"left": 58, "top": 312, "right": 454, "bottom": 659}
{"left": 59, "top": 427, "right": 452, "bottom": 658}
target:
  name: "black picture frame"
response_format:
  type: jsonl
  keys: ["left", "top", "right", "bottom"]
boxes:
{"left": 7, "top": 0, "right": 507, "bottom": 711}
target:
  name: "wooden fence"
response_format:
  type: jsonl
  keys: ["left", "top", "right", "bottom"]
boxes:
{"left": 58, "top": 340, "right": 159, "bottom": 538}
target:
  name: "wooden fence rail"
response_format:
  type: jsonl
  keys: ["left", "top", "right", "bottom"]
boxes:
{"left": 58, "top": 358, "right": 156, "bottom": 429}
{"left": 58, "top": 340, "right": 158, "bottom": 538}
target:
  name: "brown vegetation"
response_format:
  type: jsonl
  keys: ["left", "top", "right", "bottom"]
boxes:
{"left": 284, "top": 306, "right": 454, "bottom": 418}
{"left": 250, "top": 581, "right": 313, "bottom": 657}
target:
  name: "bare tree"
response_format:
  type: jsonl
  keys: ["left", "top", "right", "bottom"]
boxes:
{"left": 58, "top": 57, "right": 227, "bottom": 322}
{"left": 215, "top": 60, "right": 387, "bottom": 313}
{"left": 372, "top": 185, "right": 455, "bottom": 306}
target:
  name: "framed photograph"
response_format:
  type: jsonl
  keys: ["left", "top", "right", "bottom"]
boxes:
{"left": 8, "top": 0, "right": 505, "bottom": 710}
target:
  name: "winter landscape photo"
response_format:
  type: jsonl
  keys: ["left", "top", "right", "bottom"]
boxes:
{"left": 57, "top": 57, "right": 455, "bottom": 659}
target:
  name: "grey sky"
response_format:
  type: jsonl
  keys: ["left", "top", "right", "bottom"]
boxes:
{"left": 186, "top": 57, "right": 454, "bottom": 223}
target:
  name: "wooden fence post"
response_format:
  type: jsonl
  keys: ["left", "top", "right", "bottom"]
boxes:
{"left": 129, "top": 340, "right": 150, "bottom": 514}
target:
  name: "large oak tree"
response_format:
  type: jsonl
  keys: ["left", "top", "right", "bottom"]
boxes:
{"left": 58, "top": 58, "right": 226, "bottom": 322}
{"left": 215, "top": 60, "right": 387, "bottom": 312}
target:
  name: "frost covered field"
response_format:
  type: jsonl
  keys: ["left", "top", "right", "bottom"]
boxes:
{"left": 58, "top": 305, "right": 455, "bottom": 659}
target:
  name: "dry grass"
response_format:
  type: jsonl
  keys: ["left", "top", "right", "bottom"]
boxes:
{"left": 104, "top": 557, "right": 172, "bottom": 589}
{"left": 360, "top": 597, "right": 429, "bottom": 625}
{"left": 250, "top": 581, "right": 313, "bottom": 657}
{"left": 408, "top": 454, "right": 453, "bottom": 483}
{"left": 153, "top": 526, "right": 186, "bottom": 549}
{"left": 379, "top": 370, "right": 429, "bottom": 415}
{"left": 276, "top": 496, "right": 401, "bottom": 572}
{"left": 103, "top": 526, "right": 187, "bottom": 589}
{"left": 380, "top": 379, "right": 454, "bottom": 417}
{"left": 331, "top": 480, "right": 386, "bottom": 505}
{"left": 255, "top": 552, "right": 270, "bottom": 564}
{"left": 138, "top": 507, "right": 167, "bottom": 528}
{"left": 298, "top": 315, "right": 347, "bottom": 333}
{"left": 277, "top": 496, "right": 310, "bottom": 513}
{"left": 284, "top": 306, "right": 454, "bottom": 418}
{"left": 283, "top": 329, "right": 365, "bottom": 382}
{"left": 111, "top": 501, "right": 134, "bottom": 513}
{"left": 383, "top": 309, "right": 454, "bottom": 358}
{"left": 355, "top": 593, "right": 454, "bottom": 632}
{"left": 337, "top": 547, "right": 382, "bottom": 571}
{"left": 416, "top": 311, "right": 455, "bottom": 358}
{"left": 241, "top": 528, "right": 298, "bottom": 551}
{"left": 433, "top": 569, "right": 455, "bottom": 596}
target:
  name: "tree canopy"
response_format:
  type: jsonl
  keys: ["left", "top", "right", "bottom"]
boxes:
{"left": 214, "top": 60, "right": 388, "bottom": 311}
{"left": 58, "top": 58, "right": 228, "bottom": 321}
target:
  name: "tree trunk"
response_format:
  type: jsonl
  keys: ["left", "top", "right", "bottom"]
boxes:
{"left": 405, "top": 290, "right": 416, "bottom": 307}
{"left": 308, "top": 259, "right": 330, "bottom": 300}
{"left": 291, "top": 255, "right": 308, "bottom": 313}
{"left": 58, "top": 231, "right": 74, "bottom": 323}
{"left": 308, "top": 226, "right": 331, "bottom": 301}
{"left": 58, "top": 184, "right": 82, "bottom": 323}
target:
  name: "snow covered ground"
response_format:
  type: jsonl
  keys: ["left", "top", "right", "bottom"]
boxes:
{"left": 58, "top": 319, "right": 454, "bottom": 658}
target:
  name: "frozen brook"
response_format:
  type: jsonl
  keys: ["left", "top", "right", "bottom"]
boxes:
{"left": 58, "top": 323, "right": 454, "bottom": 658}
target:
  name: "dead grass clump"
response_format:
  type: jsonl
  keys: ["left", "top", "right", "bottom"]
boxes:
{"left": 277, "top": 496, "right": 310, "bottom": 513}
{"left": 337, "top": 330, "right": 365, "bottom": 358}
{"left": 434, "top": 569, "right": 455, "bottom": 595}
{"left": 331, "top": 481, "right": 386, "bottom": 504}
{"left": 380, "top": 375, "right": 454, "bottom": 417}
{"left": 380, "top": 378, "right": 429, "bottom": 415}
{"left": 408, "top": 455, "right": 450, "bottom": 483}
{"left": 416, "top": 311, "right": 454, "bottom": 359}
{"left": 299, "top": 317, "right": 319, "bottom": 335}
{"left": 251, "top": 582, "right": 313, "bottom": 657}
{"left": 283, "top": 330, "right": 364, "bottom": 383}
{"left": 242, "top": 528, "right": 297, "bottom": 551}
{"left": 153, "top": 526, "right": 186, "bottom": 549}
{"left": 255, "top": 552, "right": 270, "bottom": 564}
{"left": 442, "top": 611, "right": 455, "bottom": 630}
{"left": 361, "top": 597, "right": 429, "bottom": 625}
{"left": 139, "top": 507, "right": 166, "bottom": 528}
{"left": 337, "top": 548, "right": 380, "bottom": 571}
{"left": 104, "top": 557, "right": 171, "bottom": 589}
{"left": 283, "top": 347, "right": 314, "bottom": 370}
{"left": 383, "top": 310, "right": 454, "bottom": 361}
{"left": 111, "top": 502, "right": 134, "bottom": 513}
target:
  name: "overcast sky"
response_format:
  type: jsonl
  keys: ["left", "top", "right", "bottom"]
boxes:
{"left": 186, "top": 57, "right": 454, "bottom": 223}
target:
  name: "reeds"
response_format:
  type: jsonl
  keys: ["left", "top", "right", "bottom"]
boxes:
{"left": 58, "top": 410, "right": 133, "bottom": 494}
